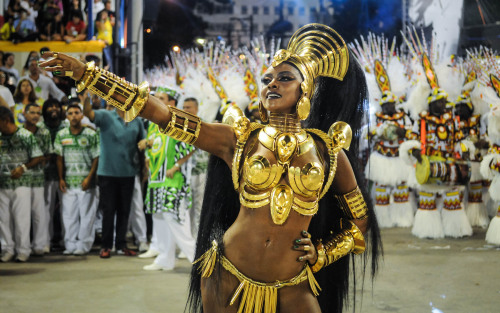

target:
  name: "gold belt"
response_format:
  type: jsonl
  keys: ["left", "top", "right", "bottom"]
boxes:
{"left": 195, "top": 240, "right": 321, "bottom": 313}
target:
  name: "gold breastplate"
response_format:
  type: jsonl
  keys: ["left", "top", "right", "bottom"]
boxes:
{"left": 224, "top": 107, "right": 352, "bottom": 226}
{"left": 239, "top": 126, "right": 325, "bottom": 224}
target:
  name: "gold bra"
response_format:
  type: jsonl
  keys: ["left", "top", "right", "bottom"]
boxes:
{"left": 239, "top": 126, "right": 324, "bottom": 224}
{"left": 223, "top": 107, "right": 351, "bottom": 226}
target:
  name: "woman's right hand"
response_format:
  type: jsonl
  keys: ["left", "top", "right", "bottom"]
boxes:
{"left": 39, "top": 51, "right": 86, "bottom": 81}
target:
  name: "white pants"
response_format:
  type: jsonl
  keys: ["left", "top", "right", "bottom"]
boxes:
{"left": 61, "top": 188, "right": 97, "bottom": 252}
{"left": 44, "top": 180, "right": 61, "bottom": 240}
{"left": 190, "top": 172, "right": 206, "bottom": 238}
{"left": 153, "top": 200, "right": 196, "bottom": 269}
{"left": 128, "top": 175, "right": 147, "bottom": 244}
{"left": 31, "top": 186, "right": 49, "bottom": 251}
{"left": 0, "top": 187, "right": 31, "bottom": 255}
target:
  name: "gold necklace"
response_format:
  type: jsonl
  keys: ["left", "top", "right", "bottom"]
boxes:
{"left": 268, "top": 112, "right": 301, "bottom": 134}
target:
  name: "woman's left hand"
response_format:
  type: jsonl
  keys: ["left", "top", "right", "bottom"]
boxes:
{"left": 293, "top": 230, "right": 317, "bottom": 265}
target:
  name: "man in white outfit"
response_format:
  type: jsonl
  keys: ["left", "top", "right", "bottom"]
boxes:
{"left": 54, "top": 104, "right": 99, "bottom": 255}
{"left": 22, "top": 104, "right": 52, "bottom": 255}
{"left": 0, "top": 107, "right": 43, "bottom": 262}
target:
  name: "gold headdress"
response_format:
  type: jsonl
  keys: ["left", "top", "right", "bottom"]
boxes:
{"left": 271, "top": 23, "right": 349, "bottom": 120}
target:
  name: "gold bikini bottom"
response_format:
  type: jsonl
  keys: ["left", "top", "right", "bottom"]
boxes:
{"left": 195, "top": 240, "right": 321, "bottom": 313}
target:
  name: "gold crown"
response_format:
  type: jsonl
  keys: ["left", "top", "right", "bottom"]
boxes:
{"left": 271, "top": 24, "right": 349, "bottom": 101}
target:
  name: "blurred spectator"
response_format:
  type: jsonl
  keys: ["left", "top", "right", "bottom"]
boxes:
{"left": 11, "top": 9, "right": 39, "bottom": 43}
{"left": 21, "top": 51, "right": 39, "bottom": 76}
{"left": 95, "top": 9, "right": 113, "bottom": 71}
{"left": 39, "top": 14, "right": 63, "bottom": 41}
{"left": 19, "top": 0, "right": 38, "bottom": 25}
{"left": 64, "top": 9, "right": 86, "bottom": 43}
{"left": 1, "top": 52, "right": 20, "bottom": 85}
{"left": 0, "top": 51, "right": 4, "bottom": 66}
{"left": 21, "top": 57, "right": 67, "bottom": 102}
{"left": 38, "top": 0, "right": 63, "bottom": 41}
{"left": 6, "top": 0, "right": 23, "bottom": 20}
{"left": 103, "top": 1, "right": 115, "bottom": 26}
{"left": 86, "top": 0, "right": 105, "bottom": 24}
{"left": 13, "top": 78, "right": 39, "bottom": 125}
{"left": 0, "top": 16, "right": 16, "bottom": 41}
{"left": 95, "top": 10, "right": 112, "bottom": 45}
{"left": 0, "top": 71, "right": 15, "bottom": 108}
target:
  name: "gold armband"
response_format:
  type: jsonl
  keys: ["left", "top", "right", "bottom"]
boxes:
{"left": 335, "top": 186, "right": 368, "bottom": 219}
{"left": 312, "top": 219, "right": 365, "bottom": 273}
{"left": 159, "top": 105, "right": 201, "bottom": 145}
{"left": 76, "top": 61, "right": 150, "bottom": 122}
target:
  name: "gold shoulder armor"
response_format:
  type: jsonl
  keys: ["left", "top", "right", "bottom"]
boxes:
{"left": 222, "top": 105, "right": 244, "bottom": 126}
{"left": 306, "top": 122, "right": 352, "bottom": 200}
{"left": 328, "top": 121, "right": 352, "bottom": 152}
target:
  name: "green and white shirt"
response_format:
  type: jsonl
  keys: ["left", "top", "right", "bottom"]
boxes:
{"left": 0, "top": 127, "right": 43, "bottom": 189}
{"left": 21, "top": 124, "right": 51, "bottom": 187}
{"left": 53, "top": 127, "right": 100, "bottom": 189}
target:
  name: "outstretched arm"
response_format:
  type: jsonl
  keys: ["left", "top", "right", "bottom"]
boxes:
{"left": 39, "top": 52, "right": 236, "bottom": 166}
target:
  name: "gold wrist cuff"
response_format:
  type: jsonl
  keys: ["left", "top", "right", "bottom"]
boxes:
{"left": 75, "top": 61, "right": 150, "bottom": 122}
{"left": 335, "top": 186, "right": 368, "bottom": 219}
{"left": 313, "top": 219, "right": 366, "bottom": 272}
{"left": 159, "top": 106, "right": 201, "bottom": 145}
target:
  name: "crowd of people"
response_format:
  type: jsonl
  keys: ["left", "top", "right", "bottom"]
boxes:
{"left": 350, "top": 30, "right": 500, "bottom": 243}
{"left": 0, "top": 47, "right": 208, "bottom": 265}
{"left": 0, "top": 0, "right": 114, "bottom": 44}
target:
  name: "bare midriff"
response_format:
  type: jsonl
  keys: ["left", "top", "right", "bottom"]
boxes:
{"left": 223, "top": 204, "right": 312, "bottom": 282}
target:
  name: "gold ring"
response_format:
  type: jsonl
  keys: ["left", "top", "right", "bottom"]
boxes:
{"left": 64, "top": 71, "right": 74, "bottom": 77}
{"left": 53, "top": 52, "right": 59, "bottom": 59}
{"left": 304, "top": 245, "right": 310, "bottom": 252}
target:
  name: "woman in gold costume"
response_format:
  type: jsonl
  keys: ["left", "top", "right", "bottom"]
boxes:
{"left": 39, "top": 24, "right": 381, "bottom": 313}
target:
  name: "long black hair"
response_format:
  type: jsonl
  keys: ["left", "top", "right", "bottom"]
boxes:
{"left": 186, "top": 49, "right": 382, "bottom": 313}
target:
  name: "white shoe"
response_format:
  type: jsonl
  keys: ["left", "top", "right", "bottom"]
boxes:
{"left": 32, "top": 249, "right": 45, "bottom": 256}
{"left": 138, "top": 249, "right": 160, "bottom": 259}
{"left": 177, "top": 251, "right": 187, "bottom": 259}
{"left": 143, "top": 263, "right": 170, "bottom": 271}
{"left": 62, "top": 250, "right": 74, "bottom": 255}
{"left": 138, "top": 242, "right": 149, "bottom": 252}
{"left": 43, "top": 245, "right": 50, "bottom": 253}
{"left": 16, "top": 254, "right": 29, "bottom": 262}
{"left": 73, "top": 249, "right": 86, "bottom": 256}
{"left": 1, "top": 252, "right": 15, "bottom": 262}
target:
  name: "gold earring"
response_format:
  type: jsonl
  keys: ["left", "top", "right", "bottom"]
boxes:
{"left": 259, "top": 101, "right": 268, "bottom": 123}
{"left": 296, "top": 96, "right": 310, "bottom": 120}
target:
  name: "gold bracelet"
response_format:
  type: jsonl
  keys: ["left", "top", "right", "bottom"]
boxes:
{"left": 75, "top": 61, "right": 150, "bottom": 122}
{"left": 313, "top": 219, "right": 366, "bottom": 272}
{"left": 335, "top": 186, "right": 368, "bottom": 219}
{"left": 159, "top": 105, "right": 201, "bottom": 145}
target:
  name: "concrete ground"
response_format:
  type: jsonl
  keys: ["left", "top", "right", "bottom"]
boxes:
{"left": 1, "top": 227, "right": 499, "bottom": 313}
